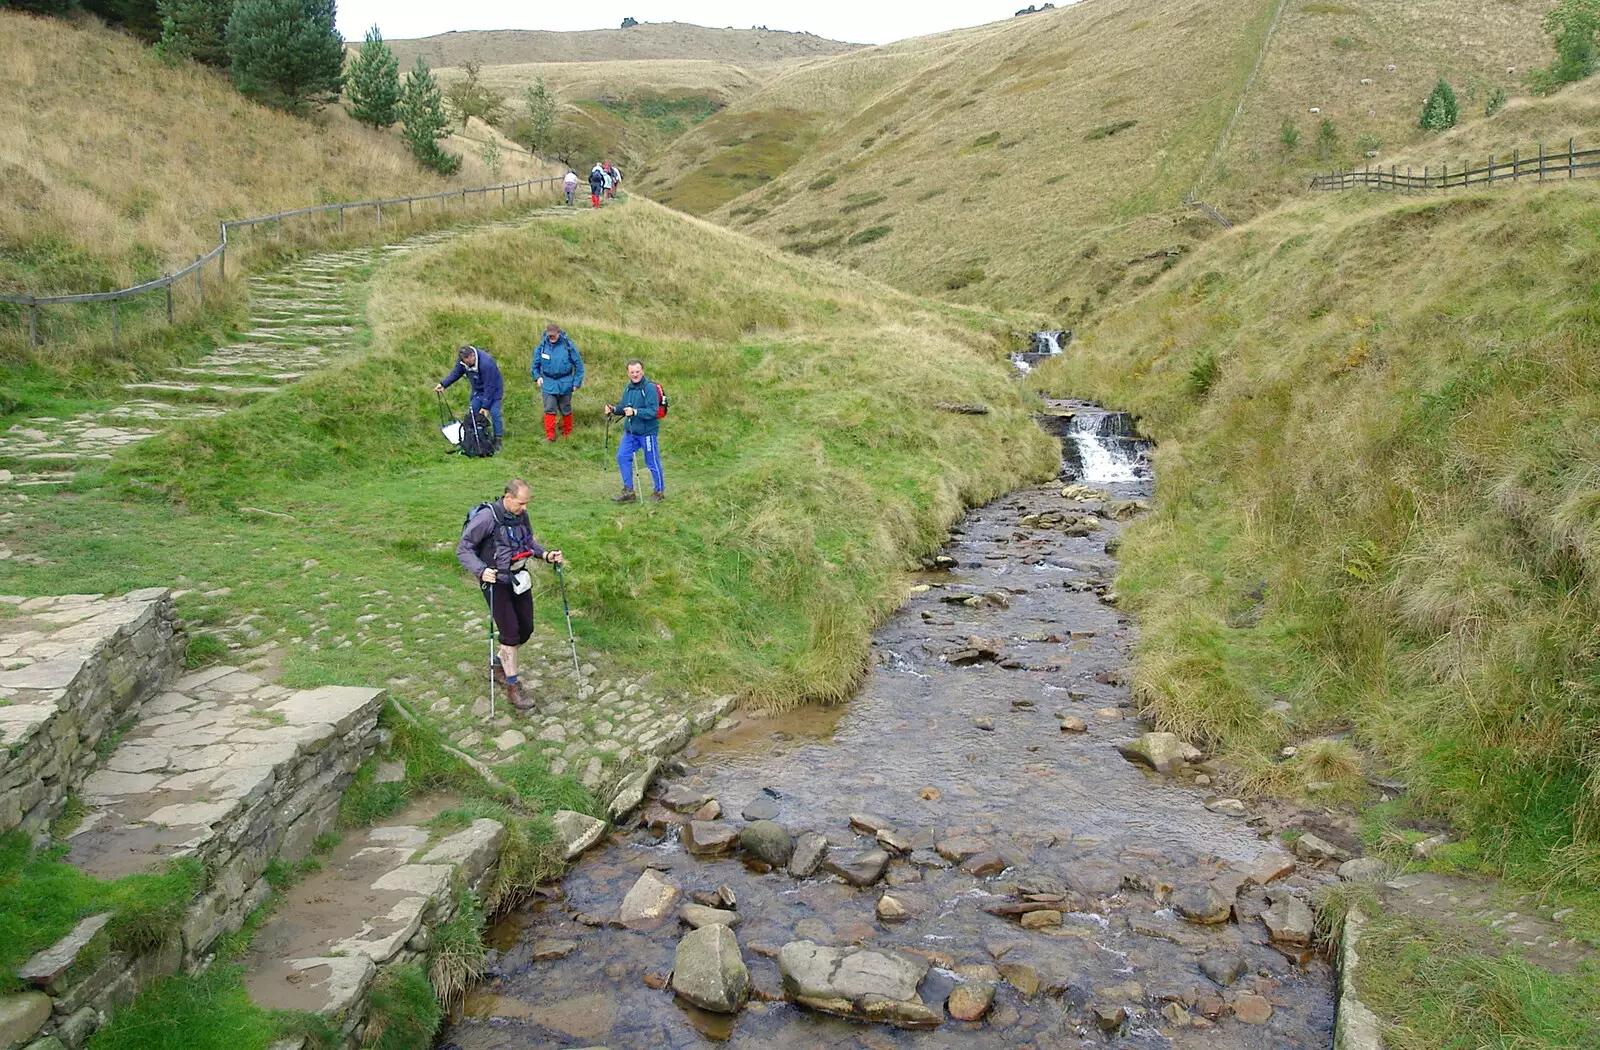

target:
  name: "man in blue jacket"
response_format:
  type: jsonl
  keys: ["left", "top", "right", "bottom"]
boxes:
{"left": 531, "top": 323, "right": 584, "bottom": 443}
{"left": 434, "top": 345, "right": 505, "bottom": 451}
{"left": 604, "top": 358, "right": 665, "bottom": 502}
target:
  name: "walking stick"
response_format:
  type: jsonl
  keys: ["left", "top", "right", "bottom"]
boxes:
{"left": 604, "top": 412, "right": 613, "bottom": 459}
{"left": 486, "top": 580, "right": 498, "bottom": 718}
{"left": 555, "top": 564, "right": 582, "bottom": 683}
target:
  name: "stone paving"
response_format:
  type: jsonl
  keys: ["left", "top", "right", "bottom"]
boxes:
{"left": 0, "top": 208, "right": 567, "bottom": 490}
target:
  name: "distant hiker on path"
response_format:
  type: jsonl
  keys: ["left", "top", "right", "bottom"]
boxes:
{"left": 603, "top": 161, "right": 622, "bottom": 198}
{"left": 589, "top": 164, "right": 608, "bottom": 208}
{"left": 563, "top": 170, "right": 578, "bottom": 206}
{"left": 457, "top": 479, "right": 565, "bottom": 712}
{"left": 435, "top": 344, "right": 504, "bottom": 452}
{"left": 604, "top": 358, "right": 666, "bottom": 503}
{"left": 532, "top": 323, "right": 584, "bottom": 443}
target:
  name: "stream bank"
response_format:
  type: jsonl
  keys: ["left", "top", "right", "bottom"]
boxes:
{"left": 438, "top": 402, "right": 1339, "bottom": 1049}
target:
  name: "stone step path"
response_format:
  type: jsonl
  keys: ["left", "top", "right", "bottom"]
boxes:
{"left": 0, "top": 207, "right": 571, "bottom": 488}
{"left": 240, "top": 812, "right": 506, "bottom": 1043}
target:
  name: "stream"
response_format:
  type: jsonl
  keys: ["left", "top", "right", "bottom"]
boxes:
{"left": 438, "top": 401, "right": 1337, "bottom": 1049}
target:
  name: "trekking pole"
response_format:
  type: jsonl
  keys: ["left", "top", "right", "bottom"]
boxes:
{"left": 486, "top": 581, "right": 498, "bottom": 719}
{"left": 554, "top": 564, "right": 582, "bottom": 682}
{"left": 604, "top": 413, "right": 613, "bottom": 459}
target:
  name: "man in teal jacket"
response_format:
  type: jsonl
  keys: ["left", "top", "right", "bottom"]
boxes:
{"left": 532, "top": 323, "right": 585, "bottom": 442}
{"left": 604, "top": 358, "right": 665, "bottom": 502}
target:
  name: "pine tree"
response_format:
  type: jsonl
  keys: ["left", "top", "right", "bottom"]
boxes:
{"left": 226, "top": 0, "right": 344, "bottom": 113}
{"left": 158, "top": 0, "right": 233, "bottom": 68}
{"left": 399, "top": 57, "right": 461, "bottom": 175}
{"left": 1419, "top": 78, "right": 1459, "bottom": 131}
{"left": 345, "top": 24, "right": 400, "bottom": 128}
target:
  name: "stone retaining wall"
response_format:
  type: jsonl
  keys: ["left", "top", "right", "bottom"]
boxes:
{"left": 0, "top": 589, "right": 184, "bottom": 837}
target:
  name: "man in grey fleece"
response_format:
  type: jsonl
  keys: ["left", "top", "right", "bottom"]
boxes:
{"left": 456, "top": 478, "right": 565, "bottom": 711}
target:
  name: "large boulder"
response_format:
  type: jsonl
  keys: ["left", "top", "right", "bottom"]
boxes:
{"left": 789, "top": 832, "right": 828, "bottom": 877}
{"left": 1116, "top": 732, "right": 1201, "bottom": 774}
{"left": 739, "top": 820, "right": 794, "bottom": 867}
{"left": 0, "top": 992, "right": 53, "bottom": 1048}
{"left": 683, "top": 820, "right": 739, "bottom": 855}
{"left": 824, "top": 849, "right": 890, "bottom": 887}
{"left": 778, "top": 941, "right": 940, "bottom": 1029}
{"left": 1261, "top": 892, "right": 1314, "bottom": 946}
{"left": 672, "top": 924, "right": 749, "bottom": 1013}
{"left": 551, "top": 810, "right": 606, "bottom": 861}
{"left": 619, "top": 870, "right": 678, "bottom": 927}
{"left": 1171, "top": 883, "right": 1232, "bottom": 925}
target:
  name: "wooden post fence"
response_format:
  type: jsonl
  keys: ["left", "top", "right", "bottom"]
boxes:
{"left": 4, "top": 176, "right": 561, "bottom": 349}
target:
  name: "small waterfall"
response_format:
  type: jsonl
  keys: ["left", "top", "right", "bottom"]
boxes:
{"left": 1010, "top": 330, "right": 1072, "bottom": 373}
{"left": 1058, "top": 410, "right": 1150, "bottom": 484}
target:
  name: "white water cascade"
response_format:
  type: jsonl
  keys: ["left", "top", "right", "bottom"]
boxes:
{"left": 1066, "top": 412, "right": 1147, "bottom": 484}
{"left": 1010, "top": 330, "right": 1072, "bottom": 373}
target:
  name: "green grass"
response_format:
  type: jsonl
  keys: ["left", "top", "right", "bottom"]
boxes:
{"left": 0, "top": 833, "right": 202, "bottom": 991}
{"left": 1356, "top": 912, "right": 1600, "bottom": 1050}
{"left": 1032, "top": 183, "right": 1600, "bottom": 904}
{"left": 362, "top": 963, "right": 442, "bottom": 1050}
{"left": 0, "top": 201, "right": 1052, "bottom": 710}
{"left": 649, "top": 109, "right": 821, "bottom": 215}
{"left": 85, "top": 915, "right": 339, "bottom": 1050}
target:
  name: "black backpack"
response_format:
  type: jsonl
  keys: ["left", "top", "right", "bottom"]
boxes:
{"left": 459, "top": 409, "right": 496, "bottom": 458}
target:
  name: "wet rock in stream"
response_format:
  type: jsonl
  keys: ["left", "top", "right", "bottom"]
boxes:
{"left": 440, "top": 403, "right": 1336, "bottom": 1050}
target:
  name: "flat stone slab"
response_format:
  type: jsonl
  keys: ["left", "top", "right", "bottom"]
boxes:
{"left": 65, "top": 683, "right": 386, "bottom": 880}
{"left": 18, "top": 913, "right": 112, "bottom": 988}
{"left": 552, "top": 809, "right": 606, "bottom": 861}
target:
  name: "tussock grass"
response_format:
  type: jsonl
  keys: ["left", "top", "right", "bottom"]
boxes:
{"left": 427, "top": 884, "right": 486, "bottom": 1010}
{"left": 362, "top": 963, "right": 442, "bottom": 1050}
{"left": 1033, "top": 180, "right": 1600, "bottom": 876}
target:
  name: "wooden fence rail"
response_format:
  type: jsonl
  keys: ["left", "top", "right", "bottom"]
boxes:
{"left": 2, "top": 175, "right": 564, "bottom": 349}
{"left": 1311, "top": 138, "right": 1599, "bottom": 193}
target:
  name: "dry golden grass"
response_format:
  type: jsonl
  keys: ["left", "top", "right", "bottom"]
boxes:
{"left": 433, "top": 59, "right": 766, "bottom": 107}
{"left": 0, "top": 11, "right": 558, "bottom": 296}
{"left": 640, "top": 0, "right": 1557, "bottom": 317}
{"left": 1204, "top": 0, "right": 1553, "bottom": 219}
{"left": 382, "top": 22, "right": 862, "bottom": 72}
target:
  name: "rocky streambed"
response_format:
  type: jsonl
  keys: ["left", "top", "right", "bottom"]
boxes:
{"left": 438, "top": 402, "right": 1339, "bottom": 1049}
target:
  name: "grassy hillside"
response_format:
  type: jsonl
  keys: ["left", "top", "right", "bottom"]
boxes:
{"left": 384, "top": 22, "right": 862, "bottom": 71}
{"left": 638, "top": 0, "right": 1555, "bottom": 316}
{"left": 0, "top": 200, "right": 1054, "bottom": 709}
{"left": 1202, "top": 0, "right": 1553, "bottom": 222}
{"left": 0, "top": 11, "right": 549, "bottom": 302}
{"left": 1030, "top": 178, "right": 1600, "bottom": 884}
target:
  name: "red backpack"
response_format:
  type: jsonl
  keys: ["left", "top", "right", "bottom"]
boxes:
{"left": 652, "top": 381, "right": 670, "bottom": 418}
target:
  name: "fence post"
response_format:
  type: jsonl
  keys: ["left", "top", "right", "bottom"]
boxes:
{"left": 219, "top": 223, "right": 228, "bottom": 281}
{"left": 502, "top": 186, "right": 507, "bottom": 206}
{"left": 1513, "top": 148, "right": 1519, "bottom": 183}
{"left": 196, "top": 259, "right": 204, "bottom": 307}
{"left": 166, "top": 277, "right": 173, "bottom": 324}
{"left": 339, "top": 206, "right": 345, "bottom": 232}
{"left": 1571, "top": 137, "right": 1577, "bottom": 179}
{"left": 27, "top": 295, "right": 38, "bottom": 349}
{"left": 1442, "top": 162, "right": 1448, "bottom": 189}
{"left": 376, "top": 203, "right": 383, "bottom": 229}
{"left": 1539, "top": 142, "right": 1545, "bottom": 182}
{"left": 1488, "top": 155, "right": 1494, "bottom": 186}
{"left": 111, "top": 300, "right": 119, "bottom": 350}
{"left": 409, "top": 198, "right": 414, "bottom": 219}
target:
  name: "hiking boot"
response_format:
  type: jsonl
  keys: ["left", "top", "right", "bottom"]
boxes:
{"left": 649, "top": 491, "right": 666, "bottom": 503}
{"left": 492, "top": 436, "right": 503, "bottom": 454}
{"left": 611, "top": 488, "right": 637, "bottom": 503}
{"left": 492, "top": 660, "right": 509, "bottom": 690}
{"left": 505, "top": 679, "right": 536, "bottom": 711}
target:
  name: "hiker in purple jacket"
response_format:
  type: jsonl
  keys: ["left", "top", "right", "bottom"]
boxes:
{"left": 456, "top": 479, "right": 565, "bottom": 711}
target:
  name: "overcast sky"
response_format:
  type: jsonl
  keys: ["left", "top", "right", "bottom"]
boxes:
{"left": 334, "top": 2, "right": 1036, "bottom": 47}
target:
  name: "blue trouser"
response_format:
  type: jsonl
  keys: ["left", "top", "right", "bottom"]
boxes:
{"left": 469, "top": 394, "right": 503, "bottom": 437}
{"left": 617, "top": 432, "right": 664, "bottom": 492}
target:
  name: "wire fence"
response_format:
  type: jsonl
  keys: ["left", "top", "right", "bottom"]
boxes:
{"left": 1310, "top": 137, "right": 1598, "bottom": 193}
{"left": 2, "top": 175, "right": 565, "bottom": 350}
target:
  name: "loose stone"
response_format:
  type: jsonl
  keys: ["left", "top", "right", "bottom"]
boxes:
{"left": 680, "top": 904, "right": 741, "bottom": 930}
{"left": 1059, "top": 716, "right": 1088, "bottom": 733}
{"left": 683, "top": 821, "right": 739, "bottom": 855}
{"left": 739, "top": 820, "right": 794, "bottom": 867}
{"left": 1338, "top": 857, "right": 1388, "bottom": 883}
{"left": 1019, "top": 909, "right": 1062, "bottom": 929}
{"left": 788, "top": 832, "right": 828, "bottom": 877}
{"left": 1233, "top": 992, "right": 1274, "bottom": 1024}
{"left": 1199, "top": 952, "right": 1248, "bottom": 987}
{"left": 672, "top": 923, "right": 749, "bottom": 1013}
{"left": 824, "top": 848, "right": 891, "bottom": 887}
{"left": 948, "top": 981, "right": 995, "bottom": 1021}
{"left": 1294, "top": 832, "right": 1349, "bottom": 861}
{"left": 1171, "top": 883, "right": 1232, "bottom": 925}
